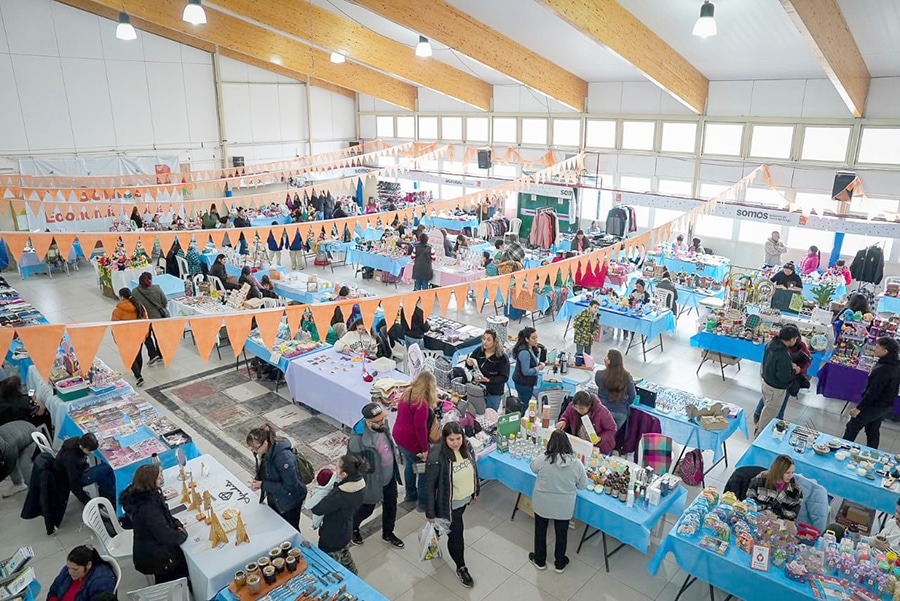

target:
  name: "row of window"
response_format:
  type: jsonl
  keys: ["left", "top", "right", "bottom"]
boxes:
{"left": 370, "top": 115, "right": 900, "bottom": 166}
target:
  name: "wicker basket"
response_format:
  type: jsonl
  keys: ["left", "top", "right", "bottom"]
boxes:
{"left": 434, "top": 356, "right": 453, "bottom": 389}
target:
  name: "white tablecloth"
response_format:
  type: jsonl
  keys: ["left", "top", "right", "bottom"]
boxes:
{"left": 92, "top": 262, "right": 154, "bottom": 294}
{"left": 163, "top": 455, "right": 302, "bottom": 601}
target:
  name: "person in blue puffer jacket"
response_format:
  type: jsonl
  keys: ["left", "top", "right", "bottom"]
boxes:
{"left": 289, "top": 230, "right": 304, "bottom": 271}
{"left": 246, "top": 424, "right": 307, "bottom": 531}
{"left": 266, "top": 221, "right": 283, "bottom": 267}
{"left": 47, "top": 546, "right": 116, "bottom": 601}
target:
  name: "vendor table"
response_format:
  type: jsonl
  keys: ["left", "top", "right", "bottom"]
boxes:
{"left": 423, "top": 318, "right": 484, "bottom": 357}
{"left": 648, "top": 254, "right": 730, "bottom": 281}
{"left": 240, "top": 336, "right": 325, "bottom": 392}
{"left": 737, "top": 421, "right": 899, "bottom": 514}
{"left": 690, "top": 331, "right": 830, "bottom": 378}
{"left": 648, "top": 519, "right": 812, "bottom": 601}
{"left": 557, "top": 295, "right": 675, "bottom": 361}
{"left": 285, "top": 346, "right": 409, "bottom": 428}
{"left": 201, "top": 249, "right": 218, "bottom": 270}
{"left": 354, "top": 224, "right": 384, "bottom": 241}
{"left": 633, "top": 383, "right": 748, "bottom": 466}
{"left": 93, "top": 262, "right": 154, "bottom": 297}
{"left": 422, "top": 215, "right": 479, "bottom": 232}
{"left": 477, "top": 450, "right": 686, "bottom": 571}
{"left": 802, "top": 281, "right": 847, "bottom": 303}
{"left": 212, "top": 535, "right": 387, "bottom": 601}
{"left": 817, "top": 361, "right": 900, "bottom": 416}
{"left": 163, "top": 455, "right": 302, "bottom": 601}
{"left": 877, "top": 295, "right": 900, "bottom": 314}
{"left": 346, "top": 248, "right": 410, "bottom": 277}
{"left": 18, "top": 250, "right": 50, "bottom": 279}
{"left": 59, "top": 390, "right": 202, "bottom": 502}
{"left": 274, "top": 275, "right": 334, "bottom": 304}
{"left": 130, "top": 273, "right": 186, "bottom": 299}
{"left": 400, "top": 262, "right": 485, "bottom": 287}
{"left": 250, "top": 214, "right": 291, "bottom": 227}
{"left": 671, "top": 285, "right": 727, "bottom": 318}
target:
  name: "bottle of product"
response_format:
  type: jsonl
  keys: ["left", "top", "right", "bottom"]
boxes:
{"left": 509, "top": 434, "right": 517, "bottom": 459}
{"left": 498, "top": 433, "right": 508, "bottom": 453}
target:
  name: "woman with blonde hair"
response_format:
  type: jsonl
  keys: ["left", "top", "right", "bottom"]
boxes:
{"left": 392, "top": 371, "right": 438, "bottom": 510}
{"left": 746, "top": 454, "right": 802, "bottom": 520}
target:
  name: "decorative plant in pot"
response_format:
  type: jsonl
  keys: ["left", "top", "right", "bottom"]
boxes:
{"left": 809, "top": 282, "right": 838, "bottom": 309}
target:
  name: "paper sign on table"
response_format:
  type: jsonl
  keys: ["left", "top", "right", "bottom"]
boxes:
{"left": 750, "top": 544, "right": 770, "bottom": 571}
{"left": 498, "top": 413, "right": 521, "bottom": 438}
{"left": 580, "top": 414, "right": 600, "bottom": 444}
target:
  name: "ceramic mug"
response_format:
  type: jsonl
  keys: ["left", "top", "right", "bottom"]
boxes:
{"left": 272, "top": 558, "right": 285, "bottom": 574}
{"left": 280, "top": 541, "right": 292, "bottom": 557}
{"left": 285, "top": 556, "right": 297, "bottom": 573}
{"left": 245, "top": 563, "right": 259, "bottom": 577}
{"left": 246, "top": 575, "right": 261, "bottom": 594}
{"left": 258, "top": 557, "right": 271, "bottom": 569}
{"left": 233, "top": 571, "right": 246, "bottom": 589}
{"left": 288, "top": 548, "right": 302, "bottom": 559}
{"left": 269, "top": 548, "right": 281, "bottom": 561}
{"left": 263, "top": 566, "right": 276, "bottom": 585}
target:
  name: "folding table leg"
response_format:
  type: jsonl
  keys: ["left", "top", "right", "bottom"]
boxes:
{"left": 510, "top": 493, "right": 521, "bottom": 521}
{"left": 673, "top": 574, "right": 698, "bottom": 601}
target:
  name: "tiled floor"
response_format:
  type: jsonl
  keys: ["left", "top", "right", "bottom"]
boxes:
{"left": 2, "top": 253, "right": 898, "bottom": 601}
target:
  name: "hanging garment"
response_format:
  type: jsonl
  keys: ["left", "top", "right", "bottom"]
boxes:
{"left": 606, "top": 207, "right": 629, "bottom": 237}
{"left": 850, "top": 246, "right": 884, "bottom": 285}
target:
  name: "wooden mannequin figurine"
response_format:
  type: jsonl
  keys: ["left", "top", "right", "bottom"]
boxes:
{"left": 180, "top": 478, "right": 191, "bottom": 504}
{"left": 208, "top": 511, "right": 229, "bottom": 546}
{"left": 234, "top": 513, "right": 250, "bottom": 546}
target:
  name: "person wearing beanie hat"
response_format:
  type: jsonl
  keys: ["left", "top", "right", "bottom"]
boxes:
{"left": 308, "top": 468, "right": 338, "bottom": 530}
{"left": 770, "top": 262, "right": 803, "bottom": 290}
{"left": 346, "top": 402, "right": 404, "bottom": 548}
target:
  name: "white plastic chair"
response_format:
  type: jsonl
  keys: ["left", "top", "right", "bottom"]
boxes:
{"left": 31, "top": 431, "right": 55, "bottom": 456}
{"left": 207, "top": 275, "right": 225, "bottom": 292}
{"left": 101, "top": 554, "right": 122, "bottom": 593}
{"left": 654, "top": 288, "right": 674, "bottom": 312}
{"left": 192, "top": 274, "right": 204, "bottom": 290}
{"left": 126, "top": 577, "right": 191, "bottom": 601}
{"left": 82, "top": 497, "right": 134, "bottom": 559}
{"left": 509, "top": 218, "right": 522, "bottom": 236}
{"left": 883, "top": 276, "right": 900, "bottom": 296}
{"left": 175, "top": 256, "right": 189, "bottom": 280}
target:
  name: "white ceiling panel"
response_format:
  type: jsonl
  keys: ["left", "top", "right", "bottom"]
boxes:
{"left": 838, "top": 0, "right": 900, "bottom": 77}
{"left": 448, "top": 0, "right": 645, "bottom": 82}
{"left": 616, "top": 0, "right": 824, "bottom": 80}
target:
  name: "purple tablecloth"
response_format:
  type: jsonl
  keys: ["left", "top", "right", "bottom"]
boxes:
{"left": 284, "top": 346, "right": 409, "bottom": 427}
{"left": 816, "top": 361, "right": 900, "bottom": 415}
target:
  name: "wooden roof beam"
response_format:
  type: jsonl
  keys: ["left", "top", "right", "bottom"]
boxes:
{"left": 351, "top": 0, "right": 587, "bottom": 111}
{"left": 214, "top": 0, "right": 491, "bottom": 110}
{"left": 67, "top": 0, "right": 416, "bottom": 109}
{"left": 217, "top": 49, "right": 355, "bottom": 99}
{"left": 779, "top": 0, "right": 870, "bottom": 117}
{"left": 536, "top": 0, "right": 709, "bottom": 114}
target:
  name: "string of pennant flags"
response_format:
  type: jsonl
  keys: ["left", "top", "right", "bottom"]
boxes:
{"left": 0, "top": 158, "right": 774, "bottom": 381}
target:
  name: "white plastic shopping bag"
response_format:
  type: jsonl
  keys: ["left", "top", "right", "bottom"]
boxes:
{"left": 418, "top": 521, "right": 442, "bottom": 561}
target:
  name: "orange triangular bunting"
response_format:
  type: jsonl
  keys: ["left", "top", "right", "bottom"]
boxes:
{"left": 224, "top": 313, "right": 255, "bottom": 358}
{"left": 29, "top": 234, "right": 53, "bottom": 261}
{"left": 121, "top": 234, "right": 140, "bottom": 260}
{"left": 16, "top": 324, "right": 66, "bottom": 379}
{"left": 379, "top": 296, "right": 402, "bottom": 331}
{"left": 207, "top": 229, "right": 226, "bottom": 250}
{"left": 453, "top": 284, "right": 470, "bottom": 311}
{"left": 284, "top": 305, "right": 305, "bottom": 338}
{"left": 355, "top": 298, "right": 381, "bottom": 334}
{"left": 434, "top": 286, "right": 454, "bottom": 316}
{"left": 3, "top": 235, "right": 28, "bottom": 262}
{"left": 110, "top": 321, "right": 149, "bottom": 373}
{"left": 253, "top": 309, "right": 284, "bottom": 351}
{"left": 309, "top": 303, "right": 336, "bottom": 344}
{"left": 471, "top": 280, "right": 489, "bottom": 310}
{"left": 0, "top": 328, "right": 16, "bottom": 366}
{"left": 66, "top": 324, "right": 108, "bottom": 376}
{"left": 189, "top": 316, "right": 223, "bottom": 363}
{"left": 98, "top": 234, "right": 122, "bottom": 256}
{"left": 52, "top": 234, "right": 78, "bottom": 261}
{"left": 151, "top": 318, "right": 188, "bottom": 367}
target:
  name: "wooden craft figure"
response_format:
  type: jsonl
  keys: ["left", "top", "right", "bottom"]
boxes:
{"left": 208, "top": 511, "right": 229, "bottom": 546}
{"left": 234, "top": 513, "right": 250, "bottom": 546}
{"left": 180, "top": 479, "right": 191, "bottom": 504}
{"left": 188, "top": 488, "right": 202, "bottom": 512}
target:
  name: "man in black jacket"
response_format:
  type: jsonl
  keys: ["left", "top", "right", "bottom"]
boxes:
{"left": 55, "top": 433, "right": 117, "bottom": 507}
{"left": 755, "top": 326, "right": 800, "bottom": 437}
{"left": 844, "top": 337, "right": 900, "bottom": 449}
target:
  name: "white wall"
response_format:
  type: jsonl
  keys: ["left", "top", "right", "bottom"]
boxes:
{"left": 0, "top": 0, "right": 357, "bottom": 171}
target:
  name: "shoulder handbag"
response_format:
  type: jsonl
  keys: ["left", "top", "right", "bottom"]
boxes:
{"left": 428, "top": 416, "right": 442, "bottom": 444}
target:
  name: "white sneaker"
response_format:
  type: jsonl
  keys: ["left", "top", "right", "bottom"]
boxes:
{"left": 2, "top": 483, "right": 27, "bottom": 498}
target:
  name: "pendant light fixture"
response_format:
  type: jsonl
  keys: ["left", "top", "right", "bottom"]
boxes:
{"left": 183, "top": 0, "right": 207, "bottom": 25}
{"left": 692, "top": 1, "right": 717, "bottom": 38}
{"left": 116, "top": 12, "right": 137, "bottom": 41}
{"left": 415, "top": 35, "right": 432, "bottom": 58}
{"left": 330, "top": 52, "right": 345, "bottom": 64}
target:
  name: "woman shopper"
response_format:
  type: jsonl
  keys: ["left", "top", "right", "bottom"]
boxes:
{"left": 246, "top": 424, "right": 307, "bottom": 531}
{"left": 555, "top": 391, "right": 618, "bottom": 454}
{"left": 425, "top": 421, "right": 480, "bottom": 589}
{"left": 130, "top": 272, "right": 166, "bottom": 365}
{"left": 411, "top": 233, "right": 435, "bottom": 291}
{"left": 309, "top": 455, "right": 367, "bottom": 575}
{"left": 47, "top": 545, "right": 116, "bottom": 601}
{"left": 800, "top": 245, "right": 821, "bottom": 275}
{"left": 0, "top": 420, "right": 37, "bottom": 498}
{"left": 0, "top": 374, "right": 50, "bottom": 432}
{"left": 465, "top": 330, "right": 510, "bottom": 412}
{"left": 512, "top": 327, "right": 545, "bottom": 412}
{"left": 112, "top": 288, "right": 148, "bottom": 386}
{"left": 393, "top": 372, "right": 438, "bottom": 508}
{"left": 119, "top": 464, "right": 189, "bottom": 583}
{"left": 745, "top": 454, "right": 803, "bottom": 520}
{"left": 594, "top": 350, "right": 636, "bottom": 430}
{"left": 529, "top": 430, "right": 587, "bottom": 573}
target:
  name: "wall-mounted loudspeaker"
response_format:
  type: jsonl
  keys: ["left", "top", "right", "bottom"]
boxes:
{"left": 477, "top": 148, "right": 492, "bottom": 169}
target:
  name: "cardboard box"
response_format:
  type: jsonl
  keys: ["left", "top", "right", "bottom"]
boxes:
{"left": 834, "top": 500, "right": 876, "bottom": 535}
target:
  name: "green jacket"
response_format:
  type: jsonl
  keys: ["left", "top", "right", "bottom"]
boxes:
{"left": 762, "top": 338, "right": 793, "bottom": 389}
{"left": 573, "top": 309, "right": 599, "bottom": 346}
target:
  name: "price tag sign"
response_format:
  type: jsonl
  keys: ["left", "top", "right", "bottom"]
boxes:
{"left": 751, "top": 544, "right": 770, "bottom": 571}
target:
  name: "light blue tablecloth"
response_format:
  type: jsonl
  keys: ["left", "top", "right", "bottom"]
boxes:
{"left": 676, "top": 285, "right": 726, "bottom": 310}
{"left": 737, "top": 421, "right": 898, "bottom": 514}
{"left": 354, "top": 225, "right": 384, "bottom": 241}
{"left": 347, "top": 248, "right": 410, "bottom": 276}
{"left": 273, "top": 281, "right": 333, "bottom": 304}
{"left": 59, "top": 395, "right": 201, "bottom": 502}
{"left": 130, "top": 273, "right": 186, "bottom": 299}
{"left": 631, "top": 392, "right": 748, "bottom": 463}
{"left": 250, "top": 215, "right": 291, "bottom": 227}
{"left": 422, "top": 215, "right": 479, "bottom": 232}
{"left": 690, "top": 331, "right": 831, "bottom": 377}
{"left": 223, "top": 264, "right": 287, "bottom": 278}
{"left": 877, "top": 295, "right": 900, "bottom": 314}
{"left": 18, "top": 250, "right": 50, "bottom": 278}
{"left": 469, "top": 241, "right": 492, "bottom": 255}
{"left": 648, "top": 524, "right": 813, "bottom": 599}
{"left": 558, "top": 297, "right": 675, "bottom": 340}
{"left": 285, "top": 346, "right": 408, "bottom": 428}
{"left": 478, "top": 450, "right": 686, "bottom": 553}
{"left": 553, "top": 238, "right": 573, "bottom": 252}
{"left": 201, "top": 249, "right": 218, "bottom": 269}
{"left": 213, "top": 538, "right": 388, "bottom": 601}
{"left": 654, "top": 255, "right": 730, "bottom": 281}
{"left": 243, "top": 337, "right": 324, "bottom": 373}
